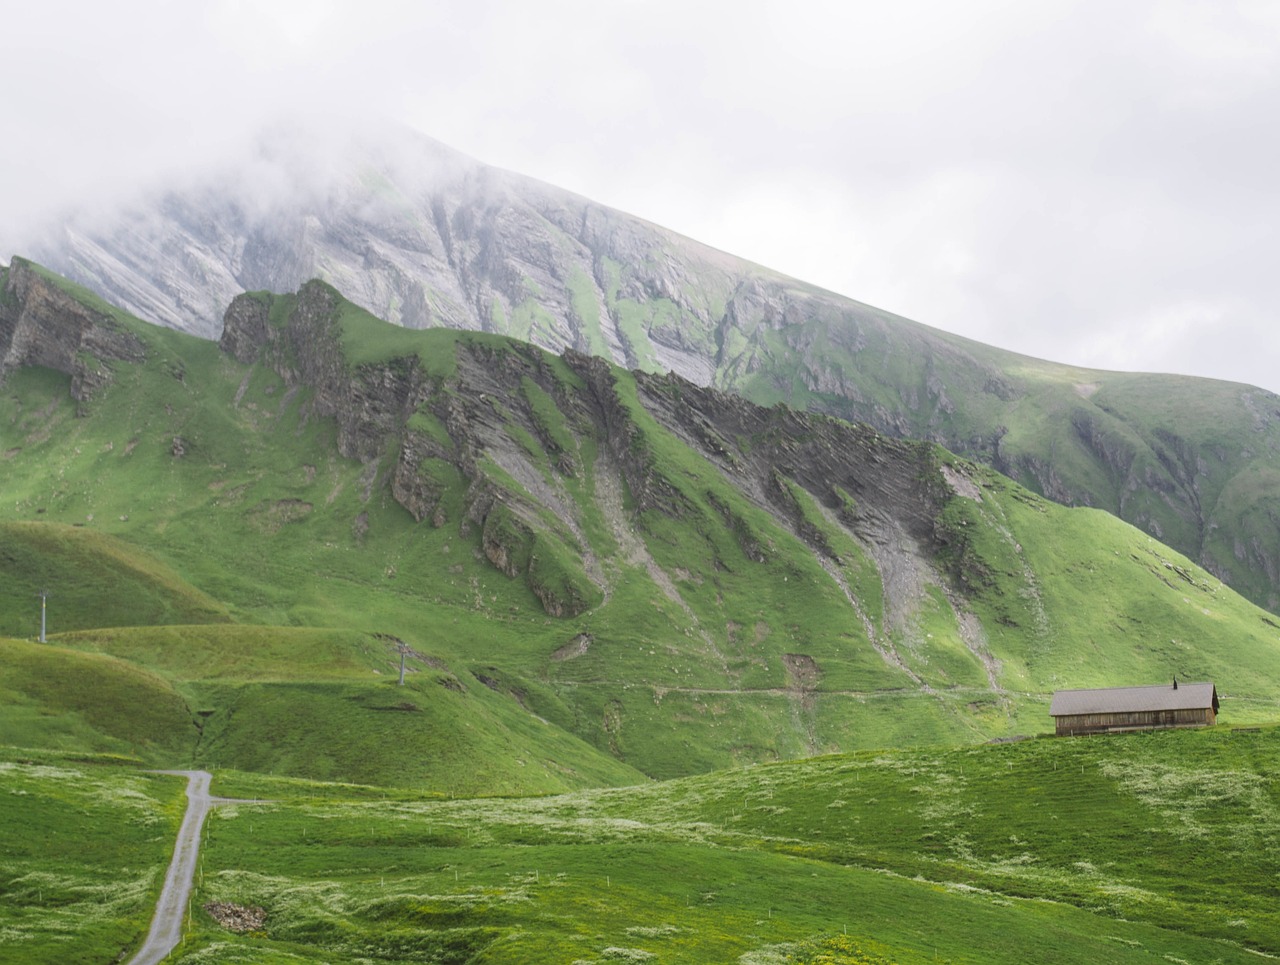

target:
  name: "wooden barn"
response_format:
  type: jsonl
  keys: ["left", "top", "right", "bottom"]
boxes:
{"left": 1049, "top": 681, "right": 1219, "bottom": 736}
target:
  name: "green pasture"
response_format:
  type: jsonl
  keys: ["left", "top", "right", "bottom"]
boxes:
{"left": 0, "top": 752, "right": 186, "bottom": 965}
{"left": 150, "top": 725, "right": 1280, "bottom": 963}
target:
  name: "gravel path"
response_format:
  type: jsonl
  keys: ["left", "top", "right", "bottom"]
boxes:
{"left": 127, "top": 770, "right": 225, "bottom": 965}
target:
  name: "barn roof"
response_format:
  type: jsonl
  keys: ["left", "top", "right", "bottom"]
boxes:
{"left": 1049, "top": 682, "right": 1218, "bottom": 717}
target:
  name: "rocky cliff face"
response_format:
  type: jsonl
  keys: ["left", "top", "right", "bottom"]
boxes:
{"left": 29, "top": 128, "right": 730, "bottom": 382}
{"left": 219, "top": 282, "right": 963, "bottom": 624}
{"left": 0, "top": 258, "right": 146, "bottom": 407}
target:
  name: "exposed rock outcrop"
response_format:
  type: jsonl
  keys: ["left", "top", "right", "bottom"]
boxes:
{"left": 0, "top": 258, "right": 146, "bottom": 406}
{"left": 219, "top": 282, "right": 967, "bottom": 622}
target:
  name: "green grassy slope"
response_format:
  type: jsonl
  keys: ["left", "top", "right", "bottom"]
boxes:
{"left": 132, "top": 725, "right": 1280, "bottom": 963}
{"left": 715, "top": 295, "right": 1280, "bottom": 614}
{"left": 4, "top": 267, "right": 1280, "bottom": 788}
{"left": 0, "top": 752, "right": 187, "bottom": 965}
{"left": 7, "top": 266, "right": 1280, "bottom": 965}
{"left": 2, "top": 626, "right": 645, "bottom": 795}
{"left": 0, "top": 637, "right": 195, "bottom": 758}
{"left": 931, "top": 458, "right": 1280, "bottom": 699}
{"left": 0, "top": 521, "right": 230, "bottom": 638}
{"left": 11, "top": 729, "right": 1280, "bottom": 963}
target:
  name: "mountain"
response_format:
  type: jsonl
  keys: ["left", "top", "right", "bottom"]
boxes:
{"left": 4, "top": 257, "right": 1280, "bottom": 788}
{"left": 22, "top": 123, "right": 1280, "bottom": 618}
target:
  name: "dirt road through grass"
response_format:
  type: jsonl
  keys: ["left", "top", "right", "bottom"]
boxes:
{"left": 127, "top": 770, "right": 213, "bottom": 965}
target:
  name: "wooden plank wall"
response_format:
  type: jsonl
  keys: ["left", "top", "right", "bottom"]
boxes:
{"left": 1055, "top": 707, "right": 1215, "bottom": 736}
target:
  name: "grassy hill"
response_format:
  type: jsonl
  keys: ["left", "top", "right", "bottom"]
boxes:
{"left": 6, "top": 264, "right": 1280, "bottom": 964}
{"left": 706, "top": 283, "right": 1280, "bottom": 616}
{"left": 4, "top": 263, "right": 1280, "bottom": 791}
{"left": 0, "top": 637, "right": 194, "bottom": 758}
{"left": 7, "top": 727, "right": 1280, "bottom": 963}
{"left": 1, "top": 626, "right": 644, "bottom": 794}
{"left": 0, "top": 521, "right": 230, "bottom": 638}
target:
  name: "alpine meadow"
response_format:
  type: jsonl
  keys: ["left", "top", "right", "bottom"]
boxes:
{"left": 5, "top": 154, "right": 1280, "bottom": 963}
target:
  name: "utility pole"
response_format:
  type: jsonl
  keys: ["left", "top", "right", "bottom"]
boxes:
{"left": 397, "top": 640, "right": 411, "bottom": 686}
{"left": 37, "top": 589, "right": 49, "bottom": 643}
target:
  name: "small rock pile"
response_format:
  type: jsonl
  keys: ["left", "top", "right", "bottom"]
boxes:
{"left": 203, "top": 901, "right": 267, "bottom": 933}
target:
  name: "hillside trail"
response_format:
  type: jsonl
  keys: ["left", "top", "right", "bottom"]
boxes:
{"left": 128, "top": 770, "right": 264, "bottom": 965}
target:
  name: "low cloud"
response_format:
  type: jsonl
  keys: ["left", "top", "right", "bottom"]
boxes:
{"left": 3, "top": 0, "right": 1278, "bottom": 392}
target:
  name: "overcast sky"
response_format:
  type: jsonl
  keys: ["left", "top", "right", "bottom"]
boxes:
{"left": 3, "top": 0, "right": 1278, "bottom": 393}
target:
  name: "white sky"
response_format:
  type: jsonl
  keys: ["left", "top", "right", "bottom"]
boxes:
{"left": 3, "top": 0, "right": 1279, "bottom": 393}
